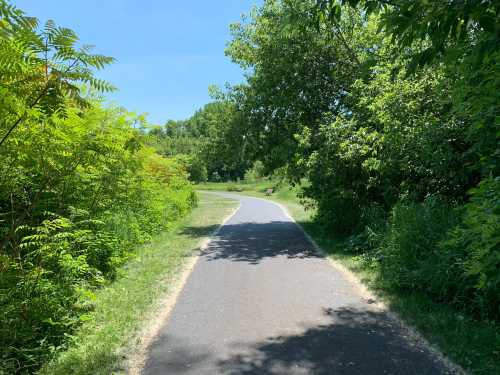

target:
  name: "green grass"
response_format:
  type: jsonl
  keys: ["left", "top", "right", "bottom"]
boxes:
{"left": 40, "top": 192, "right": 238, "bottom": 375}
{"left": 198, "top": 181, "right": 500, "bottom": 375}
{"left": 198, "top": 179, "right": 278, "bottom": 193}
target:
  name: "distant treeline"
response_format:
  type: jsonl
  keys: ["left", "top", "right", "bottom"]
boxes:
{"left": 146, "top": 100, "right": 251, "bottom": 183}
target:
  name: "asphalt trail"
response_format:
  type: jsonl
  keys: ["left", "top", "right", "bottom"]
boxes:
{"left": 143, "top": 193, "right": 453, "bottom": 375}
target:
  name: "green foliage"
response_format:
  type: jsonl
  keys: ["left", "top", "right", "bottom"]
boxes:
{"left": 170, "top": 154, "right": 208, "bottom": 184}
{"left": 226, "top": 0, "right": 361, "bottom": 174}
{"left": 221, "top": 0, "right": 500, "bottom": 358}
{"left": 441, "top": 177, "right": 500, "bottom": 318}
{"left": 186, "top": 156, "right": 208, "bottom": 183}
{"left": 226, "top": 184, "right": 245, "bottom": 192}
{"left": 315, "top": 0, "right": 499, "bottom": 67}
{"left": 148, "top": 100, "right": 251, "bottom": 182}
{"left": 349, "top": 186, "right": 500, "bottom": 320}
{"left": 37, "top": 193, "right": 237, "bottom": 375}
{"left": 315, "top": 0, "right": 500, "bottom": 173}
{"left": 300, "top": 58, "right": 474, "bottom": 234}
{"left": 378, "top": 199, "right": 462, "bottom": 302}
{"left": 244, "top": 161, "right": 266, "bottom": 183}
{"left": 0, "top": 1, "right": 115, "bottom": 148}
{"left": 0, "top": 2, "right": 196, "bottom": 373}
{"left": 0, "top": 103, "right": 196, "bottom": 374}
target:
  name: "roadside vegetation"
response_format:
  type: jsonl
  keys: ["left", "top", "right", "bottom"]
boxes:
{"left": 0, "top": 2, "right": 197, "bottom": 373}
{"left": 147, "top": 99, "right": 250, "bottom": 183}
{"left": 39, "top": 193, "right": 237, "bottom": 375}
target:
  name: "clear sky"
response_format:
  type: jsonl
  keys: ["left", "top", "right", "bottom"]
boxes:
{"left": 14, "top": 0, "right": 259, "bottom": 124}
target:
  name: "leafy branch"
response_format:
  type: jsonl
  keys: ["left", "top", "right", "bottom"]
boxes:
{"left": 0, "top": 3, "right": 115, "bottom": 148}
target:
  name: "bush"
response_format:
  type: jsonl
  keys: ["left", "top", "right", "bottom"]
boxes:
{"left": 186, "top": 156, "right": 208, "bottom": 184}
{"left": 0, "top": 104, "right": 197, "bottom": 374}
{"left": 311, "top": 190, "right": 365, "bottom": 237}
{"left": 441, "top": 177, "right": 500, "bottom": 319}
{"left": 244, "top": 161, "right": 266, "bottom": 182}
{"left": 375, "top": 191, "right": 499, "bottom": 319}
{"left": 226, "top": 184, "right": 244, "bottom": 192}
{"left": 333, "top": 179, "right": 499, "bottom": 322}
{"left": 343, "top": 203, "right": 387, "bottom": 259}
{"left": 379, "top": 197, "right": 462, "bottom": 298}
{"left": 376, "top": 182, "right": 500, "bottom": 319}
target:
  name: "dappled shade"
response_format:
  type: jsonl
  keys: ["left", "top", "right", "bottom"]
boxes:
{"left": 217, "top": 307, "right": 447, "bottom": 375}
{"left": 191, "top": 221, "right": 321, "bottom": 264}
{"left": 145, "top": 306, "right": 448, "bottom": 375}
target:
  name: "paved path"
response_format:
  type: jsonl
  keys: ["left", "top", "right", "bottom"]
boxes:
{"left": 143, "top": 193, "right": 452, "bottom": 375}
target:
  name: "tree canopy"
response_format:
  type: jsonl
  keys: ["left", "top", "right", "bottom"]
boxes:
{"left": 222, "top": 0, "right": 499, "bottom": 321}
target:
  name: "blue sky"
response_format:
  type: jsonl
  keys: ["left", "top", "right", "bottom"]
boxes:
{"left": 15, "top": 0, "right": 259, "bottom": 124}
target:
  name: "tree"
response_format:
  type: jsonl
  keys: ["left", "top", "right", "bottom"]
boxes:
{"left": 314, "top": 0, "right": 499, "bottom": 175}
{"left": 0, "top": 0, "right": 115, "bottom": 147}
{"left": 148, "top": 100, "right": 251, "bottom": 182}
{"left": 225, "top": 0, "right": 362, "bottom": 177}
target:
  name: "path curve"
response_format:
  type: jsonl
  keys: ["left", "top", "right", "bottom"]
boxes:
{"left": 143, "top": 192, "right": 454, "bottom": 375}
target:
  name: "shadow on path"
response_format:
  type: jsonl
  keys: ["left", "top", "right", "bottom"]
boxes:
{"left": 146, "top": 306, "right": 448, "bottom": 375}
{"left": 181, "top": 221, "right": 321, "bottom": 265}
{"left": 217, "top": 306, "right": 447, "bottom": 375}
{"left": 143, "top": 195, "right": 451, "bottom": 375}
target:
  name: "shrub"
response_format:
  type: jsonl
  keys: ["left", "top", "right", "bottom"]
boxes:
{"left": 376, "top": 182, "right": 500, "bottom": 320}
{"left": 226, "top": 184, "right": 244, "bottom": 192}
{"left": 378, "top": 197, "right": 463, "bottom": 301}
{"left": 187, "top": 158, "right": 208, "bottom": 183}
{"left": 312, "top": 190, "right": 365, "bottom": 237}
{"left": 0, "top": 104, "right": 197, "bottom": 374}
{"left": 441, "top": 177, "right": 500, "bottom": 319}
{"left": 244, "top": 161, "right": 266, "bottom": 182}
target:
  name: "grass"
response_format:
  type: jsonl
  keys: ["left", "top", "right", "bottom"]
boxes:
{"left": 40, "top": 192, "right": 238, "bottom": 375}
{"left": 198, "top": 179, "right": 278, "bottom": 193}
{"left": 197, "top": 181, "right": 500, "bottom": 375}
